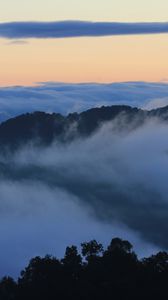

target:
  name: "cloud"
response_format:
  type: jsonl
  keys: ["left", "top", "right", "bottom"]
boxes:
{"left": 8, "top": 118, "right": 168, "bottom": 250}
{"left": 0, "top": 180, "right": 155, "bottom": 278}
{"left": 0, "top": 21, "right": 168, "bottom": 39}
{"left": 0, "top": 116, "right": 168, "bottom": 277}
{"left": 6, "top": 39, "right": 28, "bottom": 45}
{"left": 0, "top": 82, "right": 168, "bottom": 123}
{"left": 143, "top": 97, "right": 168, "bottom": 110}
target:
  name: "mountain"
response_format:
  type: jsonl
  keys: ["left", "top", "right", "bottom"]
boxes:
{"left": 0, "top": 104, "right": 168, "bottom": 151}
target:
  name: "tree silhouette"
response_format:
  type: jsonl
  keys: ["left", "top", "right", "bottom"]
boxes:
{"left": 81, "top": 240, "right": 104, "bottom": 261}
{"left": 61, "top": 245, "right": 82, "bottom": 281}
{"left": 62, "top": 246, "right": 82, "bottom": 267}
{"left": 107, "top": 237, "right": 133, "bottom": 254}
{"left": 0, "top": 237, "right": 168, "bottom": 300}
{"left": 0, "top": 277, "right": 17, "bottom": 300}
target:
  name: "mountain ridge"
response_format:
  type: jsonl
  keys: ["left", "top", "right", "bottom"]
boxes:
{"left": 0, "top": 104, "right": 168, "bottom": 150}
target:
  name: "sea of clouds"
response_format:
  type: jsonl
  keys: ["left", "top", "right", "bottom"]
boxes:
{"left": 0, "top": 82, "right": 168, "bottom": 122}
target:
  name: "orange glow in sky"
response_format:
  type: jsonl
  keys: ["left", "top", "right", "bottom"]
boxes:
{"left": 0, "top": 34, "right": 168, "bottom": 86}
{"left": 0, "top": 0, "right": 168, "bottom": 86}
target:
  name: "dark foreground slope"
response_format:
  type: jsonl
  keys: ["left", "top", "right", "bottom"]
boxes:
{"left": 0, "top": 104, "right": 167, "bottom": 150}
{"left": 0, "top": 237, "right": 168, "bottom": 300}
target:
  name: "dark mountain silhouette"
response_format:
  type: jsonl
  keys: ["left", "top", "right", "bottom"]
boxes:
{"left": 0, "top": 104, "right": 168, "bottom": 150}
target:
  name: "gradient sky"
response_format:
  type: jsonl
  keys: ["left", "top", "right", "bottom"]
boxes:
{"left": 0, "top": 0, "right": 168, "bottom": 86}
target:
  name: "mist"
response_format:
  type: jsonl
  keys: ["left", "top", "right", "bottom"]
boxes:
{"left": 0, "top": 82, "right": 168, "bottom": 122}
{"left": 1, "top": 116, "right": 168, "bottom": 276}
{"left": 0, "top": 181, "right": 155, "bottom": 278}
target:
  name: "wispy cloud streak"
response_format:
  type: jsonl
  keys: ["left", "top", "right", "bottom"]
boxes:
{"left": 0, "top": 21, "right": 168, "bottom": 39}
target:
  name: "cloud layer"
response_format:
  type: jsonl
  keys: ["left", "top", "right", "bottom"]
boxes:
{"left": 0, "top": 85, "right": 168, "bottom": 276}
{"left": 7, "top": 119, "right": 168, "bottom": 251}
{"left": 1, "top": 116, "right": 168, "bottom": 276}
{"left": 0, "top": 180, "right": 152, "bottom": 278}
{"left": 0, "top": 21, "right": 168, "bottom": 39}
{"left": 0, "top": 82, "right": 168, "bottom": 123}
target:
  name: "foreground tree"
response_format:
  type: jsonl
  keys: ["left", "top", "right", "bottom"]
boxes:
{"left": 0, "top": 277, "right": 17, "bottom": 300}
{"left": 61, "top": 245, "right": 82, "bottom": 280}
{"left": 0, "top": 237, "right": 168, "bottom": 300}
{"left": 81, "top": 240, "right": 104, "bottom": 261}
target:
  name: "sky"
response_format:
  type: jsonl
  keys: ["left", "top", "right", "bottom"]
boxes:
{"left": 0, "top": 0, "right": 168, "bottom": 86}
{"left": 1, "top": 0, "right": 168, "bottom": 22}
